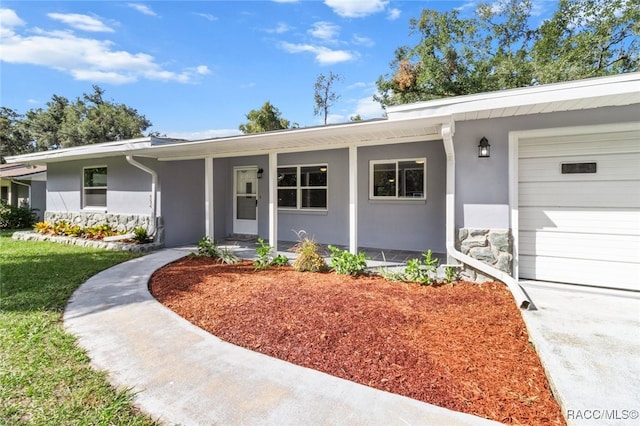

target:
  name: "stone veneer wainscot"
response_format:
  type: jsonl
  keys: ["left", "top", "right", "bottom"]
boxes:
{"left": 457, "top": 228, "right": 513, "bottom": 282}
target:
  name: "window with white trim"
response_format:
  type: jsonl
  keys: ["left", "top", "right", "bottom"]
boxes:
{"left": 83, "top": 166, "right": 107, "bottom": 208}
{"left": 277, "top": 164, "right": 327, "bottom": 210}
{"left": 369, "top": 158, "right": 426, "bottom": 200}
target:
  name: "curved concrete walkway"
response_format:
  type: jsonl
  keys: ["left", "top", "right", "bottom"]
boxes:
{"left": 63, "top": 248, "right": 500, "bottom": 426}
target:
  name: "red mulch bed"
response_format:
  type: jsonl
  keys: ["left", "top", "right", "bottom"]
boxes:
{"left": 149, "top": 257, "right": 565, "bottom": 425}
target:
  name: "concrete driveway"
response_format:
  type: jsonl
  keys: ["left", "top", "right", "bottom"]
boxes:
{"left": 520, "top": 281, "right": 640, "bottom": 426}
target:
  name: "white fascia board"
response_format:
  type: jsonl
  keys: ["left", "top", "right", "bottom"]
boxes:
{"left": 387, "top": 73, "right": 640, "bottom": 121}
{"left": 4, "top": 137, "right": 166, "bottom": 165}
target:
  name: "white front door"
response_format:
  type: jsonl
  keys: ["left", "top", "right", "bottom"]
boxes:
{"left": 233, "top": 167, "right": 258, "bottom": 235}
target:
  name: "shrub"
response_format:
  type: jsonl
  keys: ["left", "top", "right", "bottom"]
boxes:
{"left": 132, "top": 227, "right": 153, "bottom": 244}
{"left": 196, "top": 236, "right": 221, "bottom": 258}
{"left": 403, "top": 250, "right": 439, "bottom": 285}
{"left": 0, "top": 200, "right": 36, "bottom": 229}
{"left": 254, "top": 238, "right": 289, "bottom": 269}
{"left": 195, "top": 236, "right": 239, "bottom": 264}
{"left": 444, "top": 265, "right": 459, "bottom": 283}
{"left": 34, "top": 221, "right": 54, "bottom": 234}
{"left": 292, "top": 230, "right": 327, "bottom": 273}
{"left": 328, "top": 245, "right": 369, "bottom": 276}
{"left": 84, "top": 224, "right": 118, "bottom": 240}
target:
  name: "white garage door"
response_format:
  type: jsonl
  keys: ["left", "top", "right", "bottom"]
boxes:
{"left": 518, "top": 125, "right": 640, "bottom": 290}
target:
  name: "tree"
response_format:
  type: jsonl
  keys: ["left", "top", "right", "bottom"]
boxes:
{"left": 22, "top": 85, "right": 152, "bottom": 150}
{"left": 238, "top": 101, "right": 291, "bottom": 134}
{"left": 532, "top": 0, "right": 639, "bottom": 84}
{"left": 375, "top": 0, "right": 638, "bottom": 108}
{"left": 313, "top": 72, "right": 341, "bottom": 125}
{"left": 0, "top": 107, "right": 33, "bottom": 163}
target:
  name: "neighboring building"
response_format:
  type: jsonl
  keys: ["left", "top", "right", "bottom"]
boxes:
{"left": 0, "top": 163, "right": 47, "bottom": 221}
{"left": 7, "top": 73, "right": 640, "bottom": 306}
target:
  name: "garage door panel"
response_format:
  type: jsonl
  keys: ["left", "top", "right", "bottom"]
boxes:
{"left": 519, "top": 207, "right": 640, "bottom": 236}
{"left": 519, "top": 255, "right": 639, "bottom": 290}
{"left": 519, "top": 231, "right": 640, "bottom": 263}
{"left": 519, "top": 181, "right": 640, "bottom": 208}
{"left": 519, "top": 153, "right": 640, "bottom": 182}
{"left": 517, "top": 125, "right": 640, "bottom": 290}
{"left": 519, "top": 132, "right": 639, "bottom": 158}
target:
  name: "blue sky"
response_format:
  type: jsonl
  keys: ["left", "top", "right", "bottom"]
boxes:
{"left": 0, "top": 1, "right": 556, "bottom": 140}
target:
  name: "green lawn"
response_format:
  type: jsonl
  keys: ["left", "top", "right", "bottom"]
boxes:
{"left": 0, "top": 230, "right": 157, "bottom": 425}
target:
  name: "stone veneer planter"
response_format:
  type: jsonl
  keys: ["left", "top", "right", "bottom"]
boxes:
{"left": 457, "top": 228, "right": 513, "bottom": 282}
{"left": 44, "top": 211, "right": 153, "bottom": 235}
{"left": 12, "top": 231, "right": 163, "bottom": 253}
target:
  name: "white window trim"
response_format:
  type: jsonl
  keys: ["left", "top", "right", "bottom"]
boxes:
{"left": 82, "top": 165, "right": 108, "bottom": 209}
{"left": 277, "top": 163, "right": 328, "bottom": 211}
{"left": 369, "top": 158, "right": 427, "bottom": 201}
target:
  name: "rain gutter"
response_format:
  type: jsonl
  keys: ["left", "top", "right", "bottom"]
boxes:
{"left": 440, "top": 122, "right": 532, "bottom": 310}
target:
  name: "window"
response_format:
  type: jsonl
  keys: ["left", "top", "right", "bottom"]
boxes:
{"left": 83, "top": 166, "right": 107, "bottom": 208}
{"left": 277, "top": 164, "right": 327, "bottom": 210}
{"left": 370, "top": 158, "right": 426, "bottom": 200}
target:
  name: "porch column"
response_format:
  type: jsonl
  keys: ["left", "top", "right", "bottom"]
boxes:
{"left": 204, "top": 157, "right": 214, "bottom": 239}
{"left": 268, "top": 152, "right": 278, "bottom": 252}
{"left": 349, "top": 145, "right": 358, "bottom": 254}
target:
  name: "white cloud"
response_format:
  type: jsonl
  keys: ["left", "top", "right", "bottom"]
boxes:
{"left": 196, "top": 13, "right": 218, "bottom": 22}
{"left": 387, "top": 8, "right": 401, "bottom": 20}
{"left": 0, "top": 8, "right": 25, "bottom": 28}
{"left": 47, "top": 13, "right": 114, "bottom": 33}
{"left": 279, "top": 42, "right": 356, "bottom": 65}
{"left": 352, "top": 34, "right": 374, "bottom": 47}
{"left": 266, "top": 22, "right": 292, "bottom": 34}
{"left": 165, "top": 128, "right": 242, "bottom": 140}
{"left": 352, "top": 95, "right": 384, "bottom": 119}
{"left": 347, "top": 81, "right": 367, "bottom": 89}
{"left": 27, "top": 98, "right": 39, "bottom": 104}
{"left": 0, "top": 10, "right": 208, "bottom": 85}
{"left": 455, "top": 1, "right": 477, "bottom": 12}
{"left": 127, "top": 3, "right": 157, "bottom": 17}
{"left": 308, "top": 21, "right": 340, "bottom": 42}
{"left": 324, "top": 0, "right": 388, "bottom": 18}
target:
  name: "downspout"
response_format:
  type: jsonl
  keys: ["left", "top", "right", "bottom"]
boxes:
{"left": 125, "top": 155, "right": 158, "bottom": 237}
{"left": 441, "top": 122, "right": 532, "bottom": 310}
{"left": 10, "top": 179, "right": 31, "bottom": 208}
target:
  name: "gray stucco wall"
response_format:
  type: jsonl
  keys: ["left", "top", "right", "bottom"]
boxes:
{"left": 44, "top": 156, "right": 205, "bottom": 248}
{"left": 156, "top": 159, "right": 205, "bottom": 247}
{"left": 30, "top": 180, "right": 46, "bottom": 221}
{"left": 358, "top": 141, "right": 446, "bottom": 253}
{"left": 277, "top": 149, "right": 349, "bottom": 245}
{"left": 46, "top": 157, "right": 153, "bottom": 214}
{"left": 453, "top": 105, "right": 640, "bottom": 229}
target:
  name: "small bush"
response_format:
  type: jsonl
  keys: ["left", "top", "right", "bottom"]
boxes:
{"left": 0, "top": 200, "right": 37, "bottom": 229}
{"left": 84, "top": 224, "right": 118, "bottom": 240}
{"left": 196, "top": 236, "right": 239, "bottom": 264}
{"left": 34, "top": 221, "right": 54, "bottom": 234}
{"left": 328, "top": 245, "right": 369, "bottom": 276}
{"left": 254, "top": 238, "right": 289, "bottom": 269}
{"left": 402, "top": 250, "right": 439, "bottom": 285}
{"left": 444, "top": 265, "right": 459, "bottom": 283}
{"left": 196, "top": 236, "right": 221, "bottom": 258}
{"left": 292, "top": 230, "right": 327, "bottom": 273}
{"left": 132, "top": 227, "right": 153, "bottom": 244}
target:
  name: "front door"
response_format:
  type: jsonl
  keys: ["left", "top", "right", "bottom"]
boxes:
{"left": 233, "top": 167, "right": 258, "bottom": 235}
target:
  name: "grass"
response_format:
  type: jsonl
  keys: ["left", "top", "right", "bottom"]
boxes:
{"left": 0, "top": 229, "right": 158, "bottom": 425}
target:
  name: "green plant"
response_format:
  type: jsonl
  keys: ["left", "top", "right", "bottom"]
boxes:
{"left": 444, "top": 265, "right": 459, "bottom": 284}
{"left": 271, "top": 254, "right": 289, "bottom": 266}
{"left": 254, "top": 238, "right": 273, "bottom": 269}
{"left": 84, "top": 224, "right": 118, "bottom": 240}
{"left": 328, "top": 245, "right": 369, "bottom": 276}
{"left": 196, "top": 236, "right": 221, "bottom": 258}
{"left": 219, "top": 247, "right": 240, "bottom": 264}
{"left": 0, "top": 200, "right": 36, "bottom": 229}
{"left": 292, "top": 230, "right": 327, "bottom": 273}
{"left": 132, "top": 227, "right": 153, "bottom": 244}
{"left": 403, "top": 250, "right": 439, "bottom": 285}
{"left": 376, "top": 252, "right": 406, "bottom": 281}
{"left": 254, "top": 238, "right": 289, "bottom": 269}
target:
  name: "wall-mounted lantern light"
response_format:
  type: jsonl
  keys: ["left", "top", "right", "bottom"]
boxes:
{"left": 257, "top": 168, "right": 264, "bottom": 179}
{"left": 478, "top": 137, "right": 490, "bottom": 158}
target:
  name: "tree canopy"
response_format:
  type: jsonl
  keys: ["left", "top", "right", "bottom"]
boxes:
{"left": 375, "top": 0, "right": 639, "bottom": 108}
{"left": 238, "top": 101, "right": 292, "bottom": 134}
{"left": 1, "top": 85, "right": 153, "bottom": 162}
